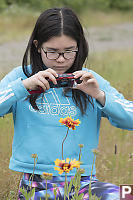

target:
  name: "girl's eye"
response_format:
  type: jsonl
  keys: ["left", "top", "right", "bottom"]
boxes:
{"left": 47, "top": 51, "right": 56, "bottom": 53}
{"left": 65, "top": 51, "right": 72, "bottom": 53}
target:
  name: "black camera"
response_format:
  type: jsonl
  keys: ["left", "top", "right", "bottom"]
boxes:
{"left": 49, "top": 73, "right": 81, "bottom": 88}
{"left": 28, "top": 73, "right": 82, "bottom": 94}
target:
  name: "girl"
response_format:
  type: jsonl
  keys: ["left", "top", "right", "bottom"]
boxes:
{"left": 0, "top": 7, "right": 133, "bottom": 200}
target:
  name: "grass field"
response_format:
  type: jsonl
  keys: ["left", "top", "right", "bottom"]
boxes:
{"left": 0, "top": 6, "right": 133, "bottom": 200}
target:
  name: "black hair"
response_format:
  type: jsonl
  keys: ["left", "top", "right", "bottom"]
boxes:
{"left": 22, "top": 7, "right": 93, "bottom": 115}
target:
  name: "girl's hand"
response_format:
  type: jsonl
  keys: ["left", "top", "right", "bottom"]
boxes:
{"left": 73, "top": 71, "right": 105, "bottom": 106}
{"left": 22, "top": 68, "right": 58, "bottom": 91}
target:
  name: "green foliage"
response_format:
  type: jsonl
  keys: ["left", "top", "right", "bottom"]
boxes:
{"left": 0, "top": 0, "right": 90, "bottom": 13}
{"left": 0, "top": 0, "right": 7, "bottom": 10}
{"left": 20, "top": 187, "right": 35, "bottom": 200}
{"left": 83, "top": 0, "right": 133, "bottom": 10}
{"left": 1, "top": 0, "right": 133, "bottom": 12}
{"left": 109, "top": 0, "right": 133, "bottom": 10}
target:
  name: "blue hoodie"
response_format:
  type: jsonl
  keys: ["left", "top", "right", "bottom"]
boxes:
{"left": 0, "top": 66, "right": 133, "bottom": 176}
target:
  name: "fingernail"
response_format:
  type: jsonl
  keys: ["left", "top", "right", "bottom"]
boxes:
{"left": 73, "top": 81, "right": 77, "bottom": 88}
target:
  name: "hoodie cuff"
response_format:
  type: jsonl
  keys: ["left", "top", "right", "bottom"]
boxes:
{"left": 96, "top": 91, "right": 111, "bottom": 112}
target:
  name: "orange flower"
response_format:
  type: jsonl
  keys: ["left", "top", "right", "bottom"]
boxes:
{"left": 59, "top": 116, "right": 80, "bottom": 130}
{"left": 42, "top": 172, "right": 53, "bottom": 180}
{"left": 42, "top": 172, "right": 53, "bottom": 177}
{"left": 31, "top": 154, "right": 38, "bottom": 158}
{"left": 54, "top": 158, "right": 80, "bottom": 175}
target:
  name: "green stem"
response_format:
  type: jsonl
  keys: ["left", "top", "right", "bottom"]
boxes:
{"left": 67, "top": 177, "right": 69, "bottom": 200}
{"left": 30, "top": 157, "right": 35, "bottom": 199}
{"left": 54, "top": 188, "right": 57, "bottom": 200}
{"left": 30, "top": 156, "right": 38, "bottom": 199}
{"left": 46, "top": 179, "right": 48, "bottom": 200}
{"left": 79, "top": 147, "right": 82, "bottom": 161}
{"left": 64, "top": 173, "right": 67, "bottom": 200}
{"left": 89, "top": 154, "right": 96, "bottom": 197}
{"left": 31, "top": 158, "right": 35, "bottom": 188}
{"left": 62, "top": 127, "right": 69, "bottom": 159}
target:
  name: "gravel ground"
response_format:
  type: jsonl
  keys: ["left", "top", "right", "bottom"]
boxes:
{"left": 0, "top": 23, "right": 133, "bottom": 73}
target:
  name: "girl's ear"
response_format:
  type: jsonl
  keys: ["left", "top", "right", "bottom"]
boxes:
{"left": 33, "top": 40, "right": 41, "bottom": 53}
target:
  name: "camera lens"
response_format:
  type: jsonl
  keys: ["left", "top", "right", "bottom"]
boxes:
{"left": 60, "top": 80, "right": 69, "bottom": 87}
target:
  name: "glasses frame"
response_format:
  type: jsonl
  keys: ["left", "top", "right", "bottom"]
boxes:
{"left": 41, "top": 47, "right": 78, "bottom": 60}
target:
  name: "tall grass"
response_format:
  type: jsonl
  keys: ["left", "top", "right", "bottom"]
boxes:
{"left": 0, "top": 115, "right": 22, "bottom": 199}
{"left": 88, "top": 50, "right": 133, "bottom": 99}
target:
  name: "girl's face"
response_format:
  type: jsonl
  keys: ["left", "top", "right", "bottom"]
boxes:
{"left": 40, "top": 34, "right": 77, "bottom": 74}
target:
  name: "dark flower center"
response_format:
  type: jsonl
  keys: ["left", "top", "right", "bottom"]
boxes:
{"left": 61, "top": 163, "right": 71, "bottom": 170}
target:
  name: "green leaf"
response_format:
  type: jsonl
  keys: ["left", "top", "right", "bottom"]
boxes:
{"left": 30, "top": 188, "right": 35, "bottom": 198}
{"left": 68, "top": 178, "right": 73, "bottom": 193}
{"left": 72, "top": 176, "right": 76, "bottom": 186}
{"left": 53, "top": 187, "right": 57, "bottom": 197}
{"left": 77, "top": 193, "right": 84, "bottom": 200}
{"left": 20, "top": 187, "right": 28, "bottom": 197}
{"left": 64, "top": 181, "right": 68, "bottom": 196}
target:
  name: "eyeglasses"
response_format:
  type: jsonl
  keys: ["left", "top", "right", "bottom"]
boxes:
{"left": 41, "top": 47, "right": 78, "bottom": 60}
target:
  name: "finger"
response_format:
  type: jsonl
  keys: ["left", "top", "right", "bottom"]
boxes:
{"left": 39, "top": 71, "right": 58, "bottom": 85}
{"left": 45, "top": 68, "right": 58, "bottom": 77}
{"left": 86, "top": 78, "right": 97, "bottom": 85}
{"left": 38, "top": 76, "right": 50, "bottom": 90}
{"left": 35, "top": 79, "right": 47, "bottom": 91}
{"left": 80, "top": 72, "right": 94, "bottom": 80}
{"left": 73, "top": 70, "right": 84, "bottom": 76}
{"left": 73, "top": 71, "right": 87, "bottom": 79}
{"left": 72, "top": 82, "right": 83, "bottom": 90}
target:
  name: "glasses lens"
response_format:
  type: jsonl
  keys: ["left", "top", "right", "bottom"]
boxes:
{"left": 46, "top": 50, "right": 77, "bottom": 60}
{"left": 47, "top": 52, "right": 59, "bottom": 60}
{"left": 64, "top": 51, "right": 77, "bottom": 59}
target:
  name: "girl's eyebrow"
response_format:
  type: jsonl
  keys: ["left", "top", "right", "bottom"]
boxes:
{"left": 46, "top": 47, "right": 58, "bottom": 51}
{"left": 64, "top": 46, "right": 77, "bottom": 50}
{"left": 46, "top": 46, "right": 77, "bottom": 51}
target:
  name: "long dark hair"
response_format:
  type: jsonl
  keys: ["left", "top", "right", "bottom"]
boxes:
{"left": 22, "top": 7, "right": 93, "bottom": 115}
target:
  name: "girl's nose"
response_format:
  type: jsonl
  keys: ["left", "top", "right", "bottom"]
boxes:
{"left": 56, "top": 55, "right": 65, "bottom": 63}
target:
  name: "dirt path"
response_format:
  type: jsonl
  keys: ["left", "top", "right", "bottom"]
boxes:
{"left": 0, "top": 23, "right": 133, "bottom": 73}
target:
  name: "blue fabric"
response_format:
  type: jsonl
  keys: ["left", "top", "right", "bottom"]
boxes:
{"left": 18, "top": 173, "right": 119, "bottom": 200}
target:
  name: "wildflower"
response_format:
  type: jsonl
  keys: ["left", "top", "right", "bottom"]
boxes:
{"left": 54, "top": 158, "right": 80, "bottom": 175}
{"left": 77, "top": 168, "right": 85, "bottom": 174}
{"left": 42, "top": 172, "right": 53, "bottom": 177}
{"left": 60, "top": 116, "right": 81, "bottom": 159}
{"left": 78, "top": 144, "right": 84, "bottom": 148}
{"left": 31, "top": 154, "right": 38, "bottom": 158}
{"left": 92, "top": 149, "right": 100, "bottom": 156}
{"left": 59, "top": 116, "right": 80, "bottom": 130}
{"left": 42, "top": 172, "right": 53, "bottom": 180}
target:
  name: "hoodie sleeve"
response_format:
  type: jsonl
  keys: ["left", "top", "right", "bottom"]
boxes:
{"left": 97, "top": 86, "right": 133, "bottom": 130}
{"left": 0, "top": 67, "right": 29, "bottom": 117}
{"left": 97, "top": 78, "right": 133, "bottom": 130}
{"left": 88, "top": 69, "right": 133, "bottom": 130}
